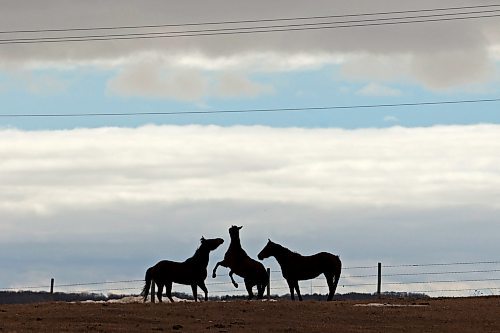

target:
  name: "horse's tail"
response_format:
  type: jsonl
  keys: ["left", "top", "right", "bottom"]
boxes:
{"left": 257, "top": 264, "right": 269, "bottom": 298}
{"left": 141, "top": 267, "right": 153, "bottom": 303}
{"left": 330, "top": 255, "right": 342, "bottom": 299}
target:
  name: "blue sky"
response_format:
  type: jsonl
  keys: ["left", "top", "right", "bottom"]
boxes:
{"left": 1, "top": 0, "right": 500, "bottom": 297}
{"left": 2, "top": 65, "right": 500, "bottom": 130}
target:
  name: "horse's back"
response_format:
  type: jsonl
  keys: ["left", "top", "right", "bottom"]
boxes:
{"left": 151, "top": 259, "right": 206, "bottom": 284}
{"left": 225, "top": 250, "right": 267, "bottom": 281}
{"left": 284, "top": 252, "right": 340, "bottom": 279}
{"left": 314, "top": 252, "right": 341, "bottom": 272}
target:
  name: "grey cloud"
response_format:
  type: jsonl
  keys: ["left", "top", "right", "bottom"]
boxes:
{"left": 0, "top": 0, "right": 499, "bottom": 90}
{"left": 212, "top": 72, "right": 274, "bottom": 98}
{"left": 411, "top": 48, "right": 496, "bottom": 89}
{"left": 106, "top": 62, "right": 274, "bottom": 100}
{"left": 107, "top": 62, "right": 209, "bottom": 101}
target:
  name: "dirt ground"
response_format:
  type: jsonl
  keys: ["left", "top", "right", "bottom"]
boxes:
{"left": 1, "top": 297, "right": 499, "bottom": 332}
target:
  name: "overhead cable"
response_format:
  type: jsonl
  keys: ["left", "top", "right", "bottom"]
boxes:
{"left": 0, "top": 7, "right": 499, "bottom": 44}
{"left": 2, "top": 98, "right": 500, "bottom": 118}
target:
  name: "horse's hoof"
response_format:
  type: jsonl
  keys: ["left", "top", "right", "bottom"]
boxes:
{"left": 212, "top": 273, "right": 216, "bottom": 278}
{"left": 233, "top": 283, "right": 238, "bottom": 288}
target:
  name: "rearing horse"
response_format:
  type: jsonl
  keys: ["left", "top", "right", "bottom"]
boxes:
{"left": 258, "top": 239, "right": 341, "bottom": 301}
{"left": 212, "top": 226, "right": 268, "bottom": 299}
{"left": 141, "top": 237, "right": 224, "bottom": 302}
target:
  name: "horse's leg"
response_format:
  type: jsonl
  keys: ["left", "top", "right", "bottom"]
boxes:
{"left": 198, "top": 281, "right": 209, "bottom": 301}
{"left": 191, "top": 284, "right": 198, "bottom": 302}
{"left": 229, "top": 270, "right": 239, "bottom": 288}
{"left": 325, "top": 272, "right": 339, "bottom": 301}
{"left": 287, "top": 279, "right": 295, "bottom": 301}
{"left": 294, "top": 281, "right": 303, "bottom": 301}
{"left": 165, "top": 281, "right": 174, "bottom": 302}
{"left": 244, "top": 280, "right": 254, "bottom": 300}
{"left": 212, "top": 260, "right": 227, "bottom": 278}
{"left": 257, "top": 283, "right": 265, "bottom": 299}
{"left": 156, "top": 283, "right": 163, "bottom": 303}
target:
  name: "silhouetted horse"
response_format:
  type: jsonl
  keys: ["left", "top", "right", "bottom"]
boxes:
{"left": 258, "top": 239, "right": 341, "bottom": 301}
{"left": 141, "top": 237, "right": 224, "bottom": 302}
{"left": 212, "top": 226, "right": 268, "bottom": 299}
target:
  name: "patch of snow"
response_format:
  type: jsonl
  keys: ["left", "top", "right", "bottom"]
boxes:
{"left": 75, "top": 295, "right": 193, "bottom": 304}
{"left": 354, "top": 303, "right": 428, "bottom": 307}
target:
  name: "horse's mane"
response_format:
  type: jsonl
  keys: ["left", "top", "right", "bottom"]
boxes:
{"left": 274, "top": 242, "right": 301, "bottom": 257}
{"left": 185, "top": 242, "right": 208, "bottom": 262}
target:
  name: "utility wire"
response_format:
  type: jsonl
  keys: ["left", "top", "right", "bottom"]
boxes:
{"left": 384, "top": 260, "right": 500, "bottom": 268}
{"left": 1, "top": 4, "right": 499, "bottom": 35}
{"left": 383, "top": 269, "right": 500, "bottom": 277}
{"left": 2, "top": 97, "right": 499, "bottom": 118}
{"left": 2, "top": 8, "right": 499, "bottom": 43}
{"left": 412, "top": 287, "right": 500, "bottom": 293}
{"left": 383, "top": 278, "right": 500, "bottom": 285}
{"left": 1, "top": 11, "right": 500, "bottom": 45}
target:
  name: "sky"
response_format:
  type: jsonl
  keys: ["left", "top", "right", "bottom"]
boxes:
{"left": 1, "top": 0, "right": 500, "bottom": 297}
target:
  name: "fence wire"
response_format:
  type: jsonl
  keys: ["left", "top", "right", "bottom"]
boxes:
{"left": 2, "top": 260, "right": 500, "bottom": 298}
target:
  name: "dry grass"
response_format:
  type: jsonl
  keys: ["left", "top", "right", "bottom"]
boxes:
{"left": 1, "top": 297, "right": 499, "bottom": 332}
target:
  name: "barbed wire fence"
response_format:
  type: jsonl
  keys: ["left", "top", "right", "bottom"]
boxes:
{"left": 1, "top": 260, "right": 500, "bottom": 300}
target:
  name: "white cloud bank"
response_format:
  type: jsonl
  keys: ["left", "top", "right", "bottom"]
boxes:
{"left": 2, "top": 125, "right": 500, "bottom": 215}
{"left": 1, "top": 124, "right": 500, "bottom": 290}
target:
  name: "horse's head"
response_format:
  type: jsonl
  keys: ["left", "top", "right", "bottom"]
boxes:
{"left": 200, "top": 237, "right": 224, "bottom": 251}
{"left": 257, "top": 239, "right": 275, "bottom": 260}
{"left": 228, "top": 225, "right": 243, "bottom": 239}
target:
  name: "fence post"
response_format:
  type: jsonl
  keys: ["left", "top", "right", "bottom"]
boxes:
{"left": 267, "top": 268, "right": 271, "bottom": 300}
{"left": 150, "top": 281, "right": 156, "bottom": 303}
{"left": 50, "top": 278, "right": 54, "bottom": 294}
{"left": 377, "top": 262, "right": 382, "bottom": 298}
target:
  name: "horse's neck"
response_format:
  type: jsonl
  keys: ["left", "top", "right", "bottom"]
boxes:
{"left": 227, "top": 236, "right": 249, "bottom": 258}
{"left": 189, "top": 247, "right": 210, "bottom": 266}
{"left": 229, "top": 235, "right": 242, "bottom": 249}
{"left": 273, "top": 245, "right": 294, "bottom": 265}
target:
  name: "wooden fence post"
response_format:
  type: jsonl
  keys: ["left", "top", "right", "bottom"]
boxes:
{"left": 267, "top": 268, "right": 271, "bottom": 300}
{"left": 50, "top": 278, "right": 54, "bottom": 294}
{"left": 377, "top": 262, "right": 382, "bottom": 298}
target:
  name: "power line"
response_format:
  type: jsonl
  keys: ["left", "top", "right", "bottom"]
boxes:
{"left": 1, "top": 9, "right": 499, "bottom": 45}
{"left": 383, "top": 278, "right": 500, "bottom": 285}
{"left": 2, "top": 7, "right": 500, "bottom": 42}
{"left": 383, "top": 269, "right": 500, "bottom": 277}
{"left": 339, "top": 269, "right": 500, "bottom": 278}
{"left": 55, "top": 279, "right": 143, "bottom": 288}
{"left": 411, "top": 287, "right": 500, "bottom": 293}
{"left": 1, "top": 4, "right": 499, "bottom": 35}
{"left": 384, "top": 260, "right": 500, "bottom": 268}
{"left": 2, "top": 97, "right": 499, "bottom": 119}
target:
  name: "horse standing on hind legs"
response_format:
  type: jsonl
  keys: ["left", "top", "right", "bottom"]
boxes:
{"left": 141, "top": 237, "right": 224, "bottom": 303}
{"left": 212, "top": 226, "right": 268, "bottom": 300}
{"left": 258, "top": 239, "right": 341, "bottom": 301}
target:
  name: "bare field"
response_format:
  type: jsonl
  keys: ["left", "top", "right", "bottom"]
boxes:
{"left": 1, "top": 297, "right": 499, "bottom": 332}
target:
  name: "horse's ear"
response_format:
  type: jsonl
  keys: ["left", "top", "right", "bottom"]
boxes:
{"left": 268, "top": 238, "right": 271, "bottom": 242}
{"left": 201, "top": 236, "right": 206, "bottom": 242}
{"left": 238, "top": 226, "right": 243, "bottom": 230}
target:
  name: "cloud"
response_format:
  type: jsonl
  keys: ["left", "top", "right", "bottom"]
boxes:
{"left": 357, "top": 83, "right": 402, "bottom": 97}
{"left": 213, "top": 72, "right": 274, "bottom": 98}
{"left": 2, "top": 124, "right": 500, "bottom": 234}
{"left": 2, "top": 124, "right": 500, "bottom": 291}
{"left": 384, "top": 115, "right": 399, "bottom": 122}
{"left": 411, "top": 49, "right": 496, "bottom": 90}
{"left": 107, "top": 62, "right": 209, "bottom": 101}
{"left": 3, "top": 124, "right": 500, "bottom": 213}
{"left": 0, "top": 1, "right": 499, "bottom": 91}
{"left": 106, "top": 61, "right": 274, "bottom": 101}
{"left": 2, "top": 123, "right": 500, "bottom": 297}
{"left": 0, "top": 71, "right": 71, "bottom": 95}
